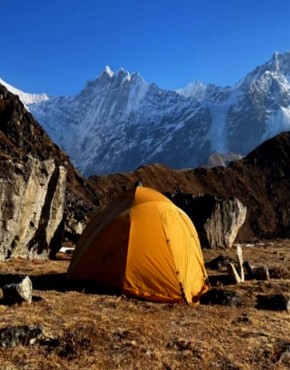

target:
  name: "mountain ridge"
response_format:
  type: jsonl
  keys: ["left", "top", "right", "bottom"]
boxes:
{"left": 2, "top": 79, "right": 290, "bottom": 243}
{"left": 2, "top": 51, "right": 290, "bottom": 175}
{"left": 87, "top": 131, "right": 290, "bottom": 242}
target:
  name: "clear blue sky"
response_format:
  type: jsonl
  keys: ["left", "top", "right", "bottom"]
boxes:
{"left": 1, "top": 0, "right": 290, "bottom": 95}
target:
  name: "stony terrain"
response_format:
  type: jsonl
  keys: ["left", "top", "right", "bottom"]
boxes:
{"left": 0, "top": 241, "right": 289, "bottom": 369}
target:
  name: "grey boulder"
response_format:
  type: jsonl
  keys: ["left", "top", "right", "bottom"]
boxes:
{"left": 2, "top": 276, "right": 33, "bottom": 304}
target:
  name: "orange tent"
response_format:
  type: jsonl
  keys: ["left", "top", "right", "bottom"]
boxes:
{"left": 67, "top": 186, "right": 208, "bottom": 303}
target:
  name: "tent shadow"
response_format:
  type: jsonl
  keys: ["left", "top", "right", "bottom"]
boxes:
{"left": 0, "top": 272, "right": 122, "bottom": 296}
{"left": 0, "top": 271, "right": 234, "bottom": 297}
{"left": 32, "top": 273, "right": 122, "bottom": 296}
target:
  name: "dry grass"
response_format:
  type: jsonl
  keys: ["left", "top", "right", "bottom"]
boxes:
{"left": 0, "top": 241, "right": 290, "bottom": 369}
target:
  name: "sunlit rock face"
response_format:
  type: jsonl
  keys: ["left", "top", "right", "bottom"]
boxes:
{"left": 203, "top": 197, "right": 247, "bottom": 249}
{"left": 168, "top": 193, "right": 247, "bottom": 249}
{"left": 0, "top": 83, "right": 99, "bottom": 256}
{"left": 0, "top": 157, "right": 66, "bottom": 259}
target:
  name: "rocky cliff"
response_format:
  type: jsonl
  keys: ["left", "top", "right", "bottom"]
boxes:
{"left": 0, "top": 157, "right": 66, "bottom": 259}
{"left": 0, "top": 84, "right": 98, "bottom": 259}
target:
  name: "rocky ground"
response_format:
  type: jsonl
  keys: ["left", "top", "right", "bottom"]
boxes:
{"left": 0, "top": 241, "right": 289, "bottom": 370}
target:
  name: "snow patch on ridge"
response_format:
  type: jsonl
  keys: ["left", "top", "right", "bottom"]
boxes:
{"left": 176, "top": 81, "right": 207, "bottom": 100}
{"left": 204, "top": 86, "right": 244, "bottom": 152}
{"left": 124, "top": 74, "right": 148, "bottom": 117}
{"left": 262, "top": 106, "right": 290, "bottom": 141}
{"left": 0, "top": 78, "right": 49, "bottom": 109}
{"left": 104, "top": 66, "right": 114, "bottom": 77}
{"left": 206, "top": 103, "right": 229, "bottom": 152}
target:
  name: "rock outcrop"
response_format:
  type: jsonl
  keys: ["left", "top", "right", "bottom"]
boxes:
{"left": 203, "top": 197, "right": 247, "bottom": 248}
{"left": 0, "top": 82, "right": 99, "bottom": 259}
{"left": 2, "top": 276, "right": 33, "bottom": 304}
{"left": 0, "top": 325, "right": 43, "bottom": 347}
{"left": 168, "top": 194, "right": 247, "bottom": 248}
{"left": 256, "top": 294, "right": 290, "bottom": 312}
{"left": 200, "top": 288, "right": 242, "bottom": 307}
{"left": 0, "top": 157, "right": 66, "bottom": 259}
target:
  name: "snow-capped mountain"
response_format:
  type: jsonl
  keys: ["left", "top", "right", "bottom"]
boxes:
{"left": 0, "top": 78, "right": 49, "bottom": 108}
{"left": 16, "top": 66, "right": 209, "bottom": 175}
{"left": 2, "top": 51, "right": 290, "bottom": 176}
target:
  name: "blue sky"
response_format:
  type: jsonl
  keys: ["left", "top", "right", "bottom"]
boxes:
{"left": 1, "top": 0, "right": 290, "bottom": 95}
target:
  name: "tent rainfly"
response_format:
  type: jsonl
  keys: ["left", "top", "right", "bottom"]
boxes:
{"left": 67, "top": 186, "right": 209, "bottom": 303}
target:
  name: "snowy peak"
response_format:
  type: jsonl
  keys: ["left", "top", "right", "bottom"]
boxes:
{"left": 176, "top": 80, "right": 207, "bottom": 100}
{"left": 100, "top": 66, "right": 147, "bottom": 84}
{"left": 3, "top": 51, "right": 290, "bottom": 176}
{"left": 94, "top": 66, "right": 148, "bottom": 90}
{"left": 81, "top": 67, "right": 149, "bottom": 113}
{"left": 103, "top": 65, "right": 114, "bottom": 77}
{"left": 270, "top": 51, "right": 290, "bottom": 75}
{"left": 0, "top": 78, "right": 49, "bottom": 108}
{"left": 243, "top": 51, "right": 290, "bottom": 85}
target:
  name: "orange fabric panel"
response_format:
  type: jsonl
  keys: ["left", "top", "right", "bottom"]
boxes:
{"left": 161, "top": 209, "right": 208, "bottom": 303}
{"left": 68, "top": 211, "right": 130, "bottom": 287}
{"left": 68, "top": 190, "right": 135, "bottom": 278}
{"left": 123, "top": 201, "right": 183, "bottom": 302}
{"left": 132, "top": 187, "right": 172, "bottom": 207}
